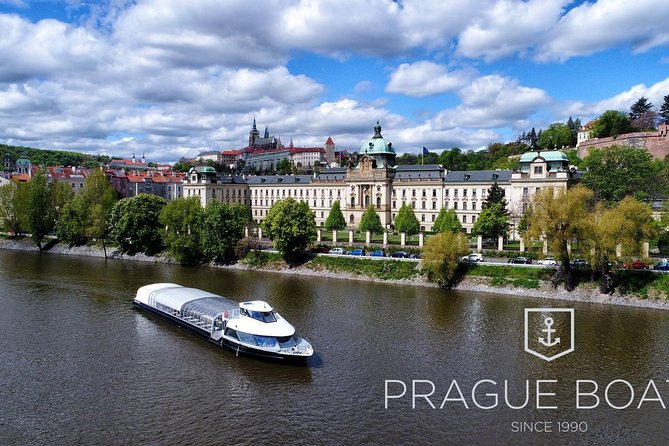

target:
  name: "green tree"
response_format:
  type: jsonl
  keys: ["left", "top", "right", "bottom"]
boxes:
{"left": 422, "top": 231, "right": 469, "bottom": 285}
{"left": 582, "top": 145, "right": 656, "bottom": 203}
{"left": 27, "top": 171, "right": 54, "bottom": 251}
{"left": 51, "top": 181, "right": 74, "bottom": 223}
{"left": 262, "top": 197, "right": 316, "bottom": 262}
{"left": 201, "top": 201, "right": 251, "bottom": 263}
{"left": 358, "top": 205, "right": 383, "bottom": 234}
{"left": 109, "top": 194, "right": 166, "bottom": 255}
{"left": 526, "top": 185, "right": 592, "bottom": 291}
{"left": 324, "top": 201, "right": 346, "bottom": 231}
{"left": 433, "top": 208, "right": 462, "bottom": 233}
{"left": 591, "top": 110, "right": 633, "bottom": 138}
{"left": 482, "top": 181, "right": 508, "bottom": 211}
{"left": 472, "top": 203, "right": 510, "bottom": 239}
{"left": 586, "top": 197, "right": 658, "bottom": 293}
{"left": 83, "top": 169, "right": 119, "bottom": 257}
{"left": 56, "top": 197, "right": 88, "bottom": 245}
{"left": 567, "top": 116, "right": 581, "bottom": 147}
{"left": 394, "top": 203, "right": 420, "bottom": 236}
{"left": 276, "top": 158, "right": 291, "bottom": 175}
{"left": 538, "top": 122, "right": 572, "bottom": 149}
{"left": 160, "top": 197, "right": 204, "bottom": 265}
{"left": 659, "top": 95, "right": 669, "bottom": 125}
{"left": 0, "top": 182, "right": 28, "bottom": 234}
{"left": 629, "top": 96, "right": 653, "bottom": 121}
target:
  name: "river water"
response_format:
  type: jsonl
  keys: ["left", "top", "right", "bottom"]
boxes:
{"left": 1, "top": 249, "right": 669, "bottom": 445}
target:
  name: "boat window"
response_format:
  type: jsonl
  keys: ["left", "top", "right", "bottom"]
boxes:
{"left": 225, "top": 328, "right": 239, "bottom": 340}
{"left": 241, "top": 308, "right": 277, "bottom": 323}
{"left": 277, "top": 336, "right": 298, "bottom": 348}
{"left": 253, "top": 335, "right": 278, "bottom": 348}
{"left": 237, "top": 331, "right": 257, "bottom": 345}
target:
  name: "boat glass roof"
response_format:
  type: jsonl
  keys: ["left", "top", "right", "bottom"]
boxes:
{"left": 182, "top": 297, "right": 239, "bottom": 320}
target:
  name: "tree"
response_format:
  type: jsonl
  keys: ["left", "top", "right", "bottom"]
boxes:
{"left": 528, "top": 127, "right": 539, "bottom": 149}
{"left": 51, "top": 180, "right": 74, "bottom": 223}
{"left": 660, "top": 95, "right": 669, "bottom": 125}
{"left": 422, "top": 231, "right": 469, "bottom": 285}
{"left": 56, "top": 197, "right": 88, "bottom": 245}
{"left": 159, "top": 197, "right": 204, "bottom": 265}
{"left": 27, "top": 171, "right": 54, "bottom": 251}
{"left": 482, "top": 181, "right": 508, "bottom": 211}
{"left": 591, "top": 110, "right": 633, "bottom": 138}
{"left": 109, "top": 194, "right": 166, "bottom": 255}
{"left": 526, "top": 185, "right": 592, "bottom": 291}
{"left": 538, "top": 122, "right": 572, "bottom": 149}
{"left": 0, "top": 182, "right": 28, "bottom": 234}
{"left": 472, "top": 203, "right": 510, "bottom": 239}
{"left": 276, "top": 158, "right": 291, "bottom": 175}
{"left": 433, "top": 208, "right": 462, "bottom": 233}
{"left": 358, "top": 205, "right": 383, "bottom": 234}
{"left": 586, "top": 197, "right": 658, "bottom": 293}
{"left": 567, "top": 116, "right": 581, "bottom": 147}
{"left": 324, "top": 201, "right": 346, "bottom": 231}
{"left": 629, "top": 96, "right": 653, "bottom": 121}
{"left": 394, "top": 204, "right": 420, "bottom": 236}
{"left": 82, "top": 169, "right": 119, "bottom": 258}
{"left": 201, "top": 201, "right": 251, "bottom": 263}
{"left": 581, "top": 145, "right": 657, "bottom": 203}
{"left": 262, "top": 197, "right": 316, "bottom": 262}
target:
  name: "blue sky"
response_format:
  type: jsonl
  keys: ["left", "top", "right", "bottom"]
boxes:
{"left": 1, "top": 0, "right": 668, "bottom": 163}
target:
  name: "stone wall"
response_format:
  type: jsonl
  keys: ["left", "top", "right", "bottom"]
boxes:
{"left": 577, "top": 124, "right": 669, "bottom": 159}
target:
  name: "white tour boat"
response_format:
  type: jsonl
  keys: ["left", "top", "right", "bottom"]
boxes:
{"left": 133, "top": 283, "right": 313, "bottom": 361}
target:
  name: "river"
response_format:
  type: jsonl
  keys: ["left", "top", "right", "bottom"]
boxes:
{"left": 1, "top": 249, "right": 668, "bottom": 445}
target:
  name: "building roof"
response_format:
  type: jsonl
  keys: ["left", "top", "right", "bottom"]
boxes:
{"left": 394, "top": 164, "right": 444, "bottom": 180}
{"left": 325, "top": 136, "right": 335, "bottom": 146}
{"left": 519, "top": 150, "right": 569, "bottom": 163}
{"left": 443, "top": 170, "right": 512, "bottom": 183}
{"left": 246, "top": 175, "right": 312, "bottom": 185}
{"left": 315, "top": 168, "right": 347, "bottom": 181}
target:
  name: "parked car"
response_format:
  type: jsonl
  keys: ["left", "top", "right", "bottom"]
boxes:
{"left": 655, "top": 260, "right": 669, "bottom": 271}
{"left": 410, "top": 253, "right": 421, "bottom": 259}
{"left": 570, "top": 258, "right": 589, "bottom": 268}
{"left": 370, "top": 250, "right": 385, "bottom": 257}
{"left": 310, "top": 246, "right": 330, "bottom": 253}
{"left": 623, "top": 259, "right": 648, "bottom": 270}
{"left": 390, "top": 251, "right": 410, "bottom": 258}
{"left": 537, "top": 256, "right": 557, "bottom": 266}
{"left": 508, "top": 256, "right": 532, "bottom": 264}
{"left": 349, "top": 249, "right": 365, "bottom": 256}
{"left": 461, "top": 253, "right": 485, "bottom": 262}
{"left": 328, "top": 247, "right": 344, "bottom": 255}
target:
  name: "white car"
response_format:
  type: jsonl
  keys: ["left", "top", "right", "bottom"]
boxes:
{"left": 329, "top": 248, "right": 345, "bottom": 255}
{"left": 462, "top": 253, "right": 484, "bottom": 262}
{"left": 538, "top": 256, "right": 557, "bottom": 266}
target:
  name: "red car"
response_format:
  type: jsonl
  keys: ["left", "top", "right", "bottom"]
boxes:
{"left": 623, "top": 260, "right": 648, "bottom": 270}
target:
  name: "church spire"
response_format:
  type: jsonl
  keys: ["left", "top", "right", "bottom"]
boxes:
{"left": 264, "top": 125, "right": 269, "bottom": 138}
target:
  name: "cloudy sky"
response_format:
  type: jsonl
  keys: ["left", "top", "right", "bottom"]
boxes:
{"left": 1, "top": 0, "right": 668, "bottom": 163}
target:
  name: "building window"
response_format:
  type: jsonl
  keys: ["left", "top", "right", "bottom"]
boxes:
{"left": 523, "top": 187, "right": 529, "bottom": 197}
{"left": 534, "top": 166, "right": 543, "bottom": 175}
{"left": 432, "top": 201, "right": 436, "bottom": 210}
{"left": 472, "top": 202, "right": 476, "bottom": 210}
{"left": 392, "top": 200, "right": 396, "bottom": 208}
{"left": 463, "top": 189, "right": 467, "bottom": 197}
{"left": 523, "top": 202, "right": 528, "bottom": 213}
{"left": 350, "top": 215, "right": 354, "bottom": 224}
{"left": 376, "top": 196, "right": 381, "bottom": 208}
{"left": 321, "top": 211, "right": 324, "bottom": 218}
{"left": 431, "top": 214, "right": 435, "bottom": 222}
{"left": 421, "top": 201, "right": 426, "bottom": 209}
{"left": 422, "top": 190, "right": 426, "bottom": 197}
{"left": 462, "top": 215, "right": 467, "bottom": 223}
{"left": 432, "top": 189, "right": 437, "bottom": 197}
{"left": 462, "top": 202, "right": 467, "bottom": 210}
{"left": 445, "top": 189, "right": 449, "bottom": 197}
{"left": 411, "top": 201, "right": 415, "bottom": 209}
{"left": 412, "top": 190, "right": 416, "bottom": 197}
{"left": 472, "top": 189, "right": 477, "bottom": 197}
{"left": 454, "top": 202, "right": 458, "bottom": 210}
{"left": 454, "top": 189, "right": 458, "bottom": 197}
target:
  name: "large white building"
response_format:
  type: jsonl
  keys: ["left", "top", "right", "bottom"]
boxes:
{"left": 183, "top": 123, "right": 576, "bottom": 235}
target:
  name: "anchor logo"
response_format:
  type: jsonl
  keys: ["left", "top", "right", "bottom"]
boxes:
{"left": 538, "top": 317, "right": 560, "bottom": 347}
{"left": 524, "top": 308, "right": 574, "bottom": 362}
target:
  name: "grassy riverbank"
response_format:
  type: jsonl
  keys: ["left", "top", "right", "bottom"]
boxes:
{"left": 2, "top": 237, "right": 669, "bottom": 309}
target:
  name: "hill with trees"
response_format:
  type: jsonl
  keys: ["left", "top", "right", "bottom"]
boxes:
{"left": 0, "top": 143, "right": 112, "bottom": 168}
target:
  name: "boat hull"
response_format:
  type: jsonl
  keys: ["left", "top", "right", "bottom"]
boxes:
{"left": 132, "top": 300, "right": 311, "bottom": 363}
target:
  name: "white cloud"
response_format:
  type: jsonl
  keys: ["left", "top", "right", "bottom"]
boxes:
{"left": 538, "top": 0, "right": 669, "bottom": 62}
{"left": 385, "top": 61, "right": 475, "bottom": 97}
{"left": 457, "top": 0, "right": 569, "bottom": 61}
{"left": 434, "top": 75, "right": 550, "bottom": 128}
{"left": 563, "top": 76, "right": 669, "bottom": 119}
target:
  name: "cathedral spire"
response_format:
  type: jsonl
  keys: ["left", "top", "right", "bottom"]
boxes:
{"left": 264, "top": 125, "right": 269, "bottom": 138}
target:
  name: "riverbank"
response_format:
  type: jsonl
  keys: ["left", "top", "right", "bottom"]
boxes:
{"left": 2, "top": 237, "right": 669, "bottom": 310}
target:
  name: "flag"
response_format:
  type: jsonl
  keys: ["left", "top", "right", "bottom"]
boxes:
{"left": 422, "top": 146, "right": 429, "bottom": 156}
